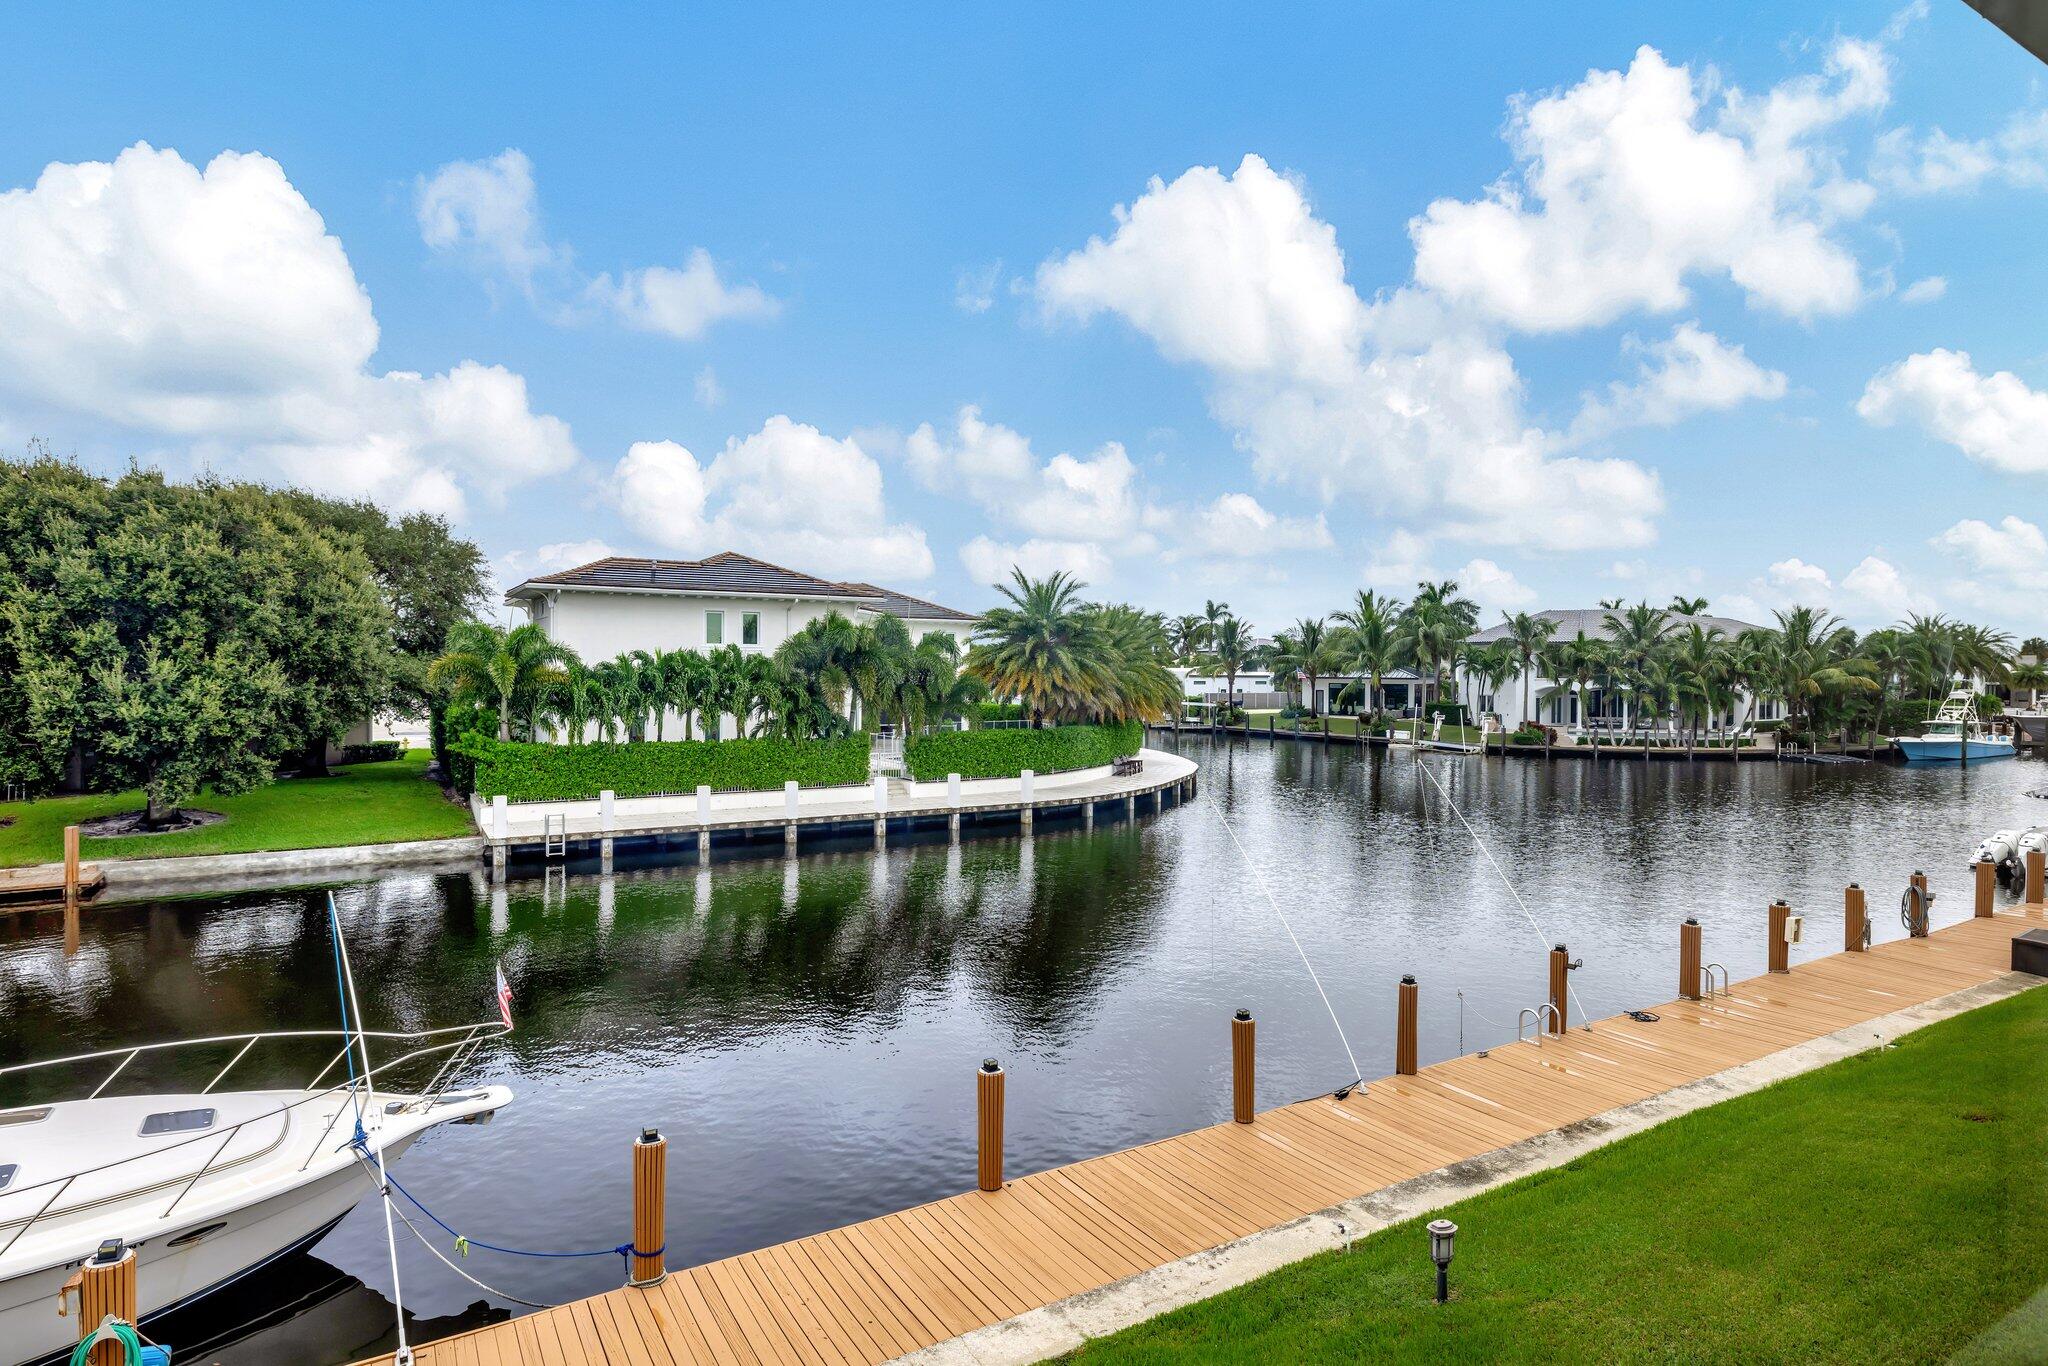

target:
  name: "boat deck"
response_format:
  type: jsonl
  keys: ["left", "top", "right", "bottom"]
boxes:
{"left": 355, "top": 908, "right": 2042, "bottom": 1366}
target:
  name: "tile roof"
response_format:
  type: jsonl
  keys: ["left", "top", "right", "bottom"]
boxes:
{"left": 837, "top": 581, "right": 978, "bottom": 623}
{"left": 1466, "top": 607, "right": 1762, "bottom": 644}
{"left": 512, "top": 551, "right": 878, "bottom": 601}
{"left": 508, "top": 552, "right": 977, "bottom": 620}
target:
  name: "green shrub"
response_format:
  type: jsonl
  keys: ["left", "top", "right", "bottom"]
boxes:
{"left": 1424, "top": 699, "right": 1468, "bottom": 724}
{"left": 974, "top": 701, "right": 1027, "bottom": 725}
{"left": 457, "top": 733, "right": 870, "bottom": 801}
{"left": 1507, "top": 726, "right": 1545, "bottom": 745}
{"left": 340, "top": 740, "right": 405, "bottom": 764}
{"left": 904, "top": 721, "right": 1141, "bottom": 781}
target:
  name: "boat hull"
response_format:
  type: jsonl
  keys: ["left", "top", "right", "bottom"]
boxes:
{"left": 1895, "top": 736, "right": 2016, "bottom": 764}
{"left": 2, "top": 1132, "right": 419, "bottom": 1364}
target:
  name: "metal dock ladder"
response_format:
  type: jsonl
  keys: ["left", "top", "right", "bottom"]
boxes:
{"left": 543, "top": 813, "right": 567, "bottom": 860}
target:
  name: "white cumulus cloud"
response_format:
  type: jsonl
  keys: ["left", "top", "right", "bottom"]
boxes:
{"left": 959, "top": 536, "right": 1113, "bottom": 586}
{"left": 1569, "top": 322, "right": 1787, "bottom": 442}
{"left": 0, "top": 142, "right": 575, "bottom": 517}
{"left": 1933, "top": 516, "right": 2048, "bottom": 591}
{"left": 418, "top": 148, "right": 777, "bottom": 341}
{"left": 609, "top": 417, "right": 932, "bottom": 580}
{"left": 1035, "top": 155, "right": 1665, "bottom": 552}
{"left": 1858, "top": 348, "right": 2048, "bottom": 475}
{"left": 1870, "top": 109, "right": 2048, "bottom": 195}
{"left": 1409, "top": 41, "right": 1886, "bottom": 331}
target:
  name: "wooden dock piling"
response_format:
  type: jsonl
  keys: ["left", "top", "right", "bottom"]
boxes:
{"left": 1678, "top": 918, "right": 1702, "bottom": 999}
{"left": 1768, "top": 899, "right": 1791, "bottom": 973}
{"left": 976, "top": 1059, "right": 1004, "bottom": 1191}
{"left": 62, "top": 824, "right": 80, "bottom": 908}
{"left": 1547, "top": 944, "right": 1569, "bottom": 1034}
{"left": 74, "top": 1239, "right": 137, "bottom": 1366}
{"left": 1232, "top": 1010, "right": 1256, "bottom": 1121}
{"left": 629, "top": 1129, "right": 667, "bottom": 1287}
{"left": 2028, "top": 848, "right": 2046, "bottom": 908}
{"left": 1845, "top": 884, "right": 1867, "bottom": 951}
{"left": 1395, "top": 978, "right": 1418, "bottom": 1076}
{"left": 1976, "top": 857, "right": 1996, "bottom": 918}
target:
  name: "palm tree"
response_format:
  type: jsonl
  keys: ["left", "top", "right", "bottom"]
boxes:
{"left": 1545, "top": 632, "right": 1609, "bottom": 758}
{"left": 1745, "top": 606, "right": 1855, "bottom": 738}
{"left": 1333, "top": 590, "right": 1402, "bottom": 720}
{"left": 1668, "top": 595, "right": 1710, "bottom": 615}
{"left": 1601, "top": 601, "right": 1672, "bottom": 744}
{"left": 428, "top": 621, "right": 578, "bottom": 742}
{"left": 1171, "top": 614, "right": 1207, "bottom": 664}
{"left": 1083, "top": 603, "right": 1184, "bottom": 723}
{"left": 1201, "top": 600, "right": 1231, "bottom": 651}
{"left": 1458, "top": 641, "right": 1519, "bottom": 744}
{"left": 1273, "top": 617, "right": 1340, "bottom": 715}
{"left": 1399, "top": 581, "right": 1478, "bottom": 714}
{"left": 587, "top": 657, "right": 636, "bottom": 743}
{"left": 1499, "top": 611, "right": 1558, "bottom": 727}
{"left": 544, "top": 662, "right": 612, "bottom": 745}
{"left": 966, "top": 569, "right": 1113, "bottom": 726}
{"left": 1669, "top": 622, "right": 1729, "bottom": 755}
{"left": 1203, "top": 616, "right": 1256, "bottom": 717}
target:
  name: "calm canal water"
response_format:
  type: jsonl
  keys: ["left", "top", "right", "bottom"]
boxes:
{"left": 4, "top": 736, "right": 2043, "bottom": 1361}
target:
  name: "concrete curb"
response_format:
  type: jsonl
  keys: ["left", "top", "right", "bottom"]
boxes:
{"left": 894, "top": 970, "right": 2044, "bottom": 1366}
{"left": 24, "top": 836, "right": 485, "bottom": 893}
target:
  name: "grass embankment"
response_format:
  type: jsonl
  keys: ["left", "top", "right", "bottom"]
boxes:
{"left": 1069, "top": 982, "right": 2048, "bottom": 1365}
{"left": 0, "top": 750, "right": 474, "bottom": 867}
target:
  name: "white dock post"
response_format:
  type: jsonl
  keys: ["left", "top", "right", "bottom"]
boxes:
{"left": 1084, "top": 800, "right": 1094, "bottom": 830}
{"left": 491, "top": 795, "right": 508, "bottom": 841}
{"left": 784, "top": 780, "right": 800, "bottom": 820}
{"left": 948, "top": 772, "right": 961, "bottom": 806}
{"left": 1020, "top": 769, "right": 1034, "bottom": 802}
{"left": 872, "top": 773, "right": 889, "bottom": 814}
{"left": 695, "top": 784, "right": 712, "bottom": 823}
{"left": 600, "top": 789, "right": 616, "bottom": 833}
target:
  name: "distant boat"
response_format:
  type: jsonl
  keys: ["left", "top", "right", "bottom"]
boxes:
{"left": 1894, "top": 689, "right": 2017, "bottom": 764}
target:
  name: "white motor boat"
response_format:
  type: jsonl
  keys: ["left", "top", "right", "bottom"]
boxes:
{"left": 1976, "top": 827, "right": 2048, "bottom": 884}
{"left": 0, "top": 1022, "right": 510, "bottom": 1364}
{"left": 1894, "top": 689, "right": 2017, "bottom": 764}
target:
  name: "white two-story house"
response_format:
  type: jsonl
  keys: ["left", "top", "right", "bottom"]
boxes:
{"left": 504, "top": 551, "right": 978, "bottom": 737}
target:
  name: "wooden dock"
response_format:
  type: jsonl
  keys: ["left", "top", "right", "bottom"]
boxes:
{"left": 357, "top": 907, "right": 2042, "bottom": 1366}
{"left": 0, "top": 860, "right": 105, "bottom": 910}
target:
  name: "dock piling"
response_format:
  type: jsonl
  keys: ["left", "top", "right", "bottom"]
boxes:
{"left": 2028, "top": 849, "right": 2046, "bottom": 909}
{"left": 783, "top": 781, "right": 799, "bottom": 820}
{"left": 62, "top": 824, "right": 80, "bottom": 909}
{"left": 1395, "top": 978, "right": 1418, "bottom": 1076}
{"left": 977, "top": 1059, "right": 1005, "bottom": 1191}
{"left": 600, "top": 789, "right": 616, "bottom": 833}
{"left": 1547, "top": 944, "right": 1570, "bottom": 1034}
{"left": 1232, "top": 1010, "right": 1256, "bottom": 1121}
{"left": 1679, "top": 918, "right": 1702, "bottom": 1000}
{"left": 1976, "top": 857, "right": 1996, "bottom": 918}
{"left": 1845, "top": 884, "right": 1867, "bottom": 952}
{"left": 629, "top": 1128, "right": 668, "bottom": 1287}
{"left": 947, "top": 772, "right": 961, "bottom": 807}
{"left": 1768, "top": 900, "right": 1791, "bottom": 973}
{"left": 491, "top": 795, "right": 508, "bottom": 841}
{"left": 696, "top": 784, "right": 711, "bottom": 823}
{"left": 73, "top": 1238, "right": 137, "bottom": 1366}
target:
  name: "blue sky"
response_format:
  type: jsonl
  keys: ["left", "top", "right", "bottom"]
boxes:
{"left": 2, "top": 2, "right": 2045, "bottom": 635}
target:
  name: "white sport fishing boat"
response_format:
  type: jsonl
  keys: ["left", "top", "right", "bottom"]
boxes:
{"left": 0, "top": 1021, "right": 510, "bottom": 1364}
{"left": 1894, "top": 689, "right": 2017, "bottom": 764}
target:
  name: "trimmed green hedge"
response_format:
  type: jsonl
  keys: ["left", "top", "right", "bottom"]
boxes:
{"left": 458, "top": 734, "right": 870, "bottom": 802}
{"left": 974, "top": 701, "right": 1027, "bottom": 725}
{"left": 904, "top": 721, "right": 1141, "bottom": 781}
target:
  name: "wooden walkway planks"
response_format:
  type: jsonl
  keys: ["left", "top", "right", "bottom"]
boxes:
{"left": 357, "top": 910, "right": 2039, "bottom": 1366}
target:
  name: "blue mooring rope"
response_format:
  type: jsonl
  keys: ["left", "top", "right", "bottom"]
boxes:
{"left": 358, "top": 1140, "right": 661, "bottom": 1271}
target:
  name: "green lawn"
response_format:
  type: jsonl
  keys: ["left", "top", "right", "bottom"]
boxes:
{"left": 0, "top": 750, "right": 476, "bottom": 867}
{"left": 1067, "top": 982, "right": 2048, "bottom": 1365}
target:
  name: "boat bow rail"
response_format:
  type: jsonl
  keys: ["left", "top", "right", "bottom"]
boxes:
{"left": 0, "top": 1020, "right": 507, "bottom": 1261}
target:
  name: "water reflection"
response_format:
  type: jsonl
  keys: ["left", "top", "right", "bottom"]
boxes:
{"left": 0, "top": 738, "right": 2040, "bottom": 1362}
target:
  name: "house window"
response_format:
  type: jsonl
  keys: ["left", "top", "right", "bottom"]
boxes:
{"left": 742, "top": 611, "right": 759, "bottom": 646}
{"left": 706, "top": 610, "right": 724, "bottom": 645}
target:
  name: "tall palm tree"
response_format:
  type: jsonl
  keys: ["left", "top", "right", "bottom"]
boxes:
{"left": 1602, "top": 601, "right": 1673, "bottom": 743}
{"left": 1668, "top": 595, "right": 1710, "bottom": 615}
{"left": 1171, "top": 614, "right": 1207, "bottom": 664}
{"left": 1272, "top": 617, "right": 1341, "bottom": 715}
{"left": 1203, "top": 616, "right": 1256, "bottom": 714}
{"left": 1399, "top": 581, "right": 1478, "bottom": 713}
{"left": 1499, "top": 611, "right": 1558, "bottom": 727}
{"left": 1545, "top": 632, "right": 1609, "bottom": 758}
{"left": 1083, "top": 603, "right": 1184, "bottom": 723}
{"left": 1333, "top": 590, "right": 1402, "bottom": 719}
{"left": 428, "top": 621, "right": 578, "bottom": 743}
{"left": 544, "top": 662, "right": 612, "bottom": 745}
{"left": 1458, "top": 641, "right": 1519, "bottom": 741}
{"left": 1669, "top": 622, "right": 1729, "bottom": 755}
{"left": 1201, "top": 600, "right": 1232, "bottom": 651}
{"left": 587, "top": 657, "right": 636, "bottom": 743}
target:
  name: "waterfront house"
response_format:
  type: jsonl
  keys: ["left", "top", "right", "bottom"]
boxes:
{"left": 504, "top": 551, "right": 978, "bottom": 736}
{"left": 1458, "top": 608, "right": 1780, "bottom": 736}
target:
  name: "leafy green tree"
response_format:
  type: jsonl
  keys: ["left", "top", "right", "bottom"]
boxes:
{"left": 1397, "top": 580, "right": 1478, "bottom": 712}
{"left": 1203, "top": 616, "right": 1257, "bottom": 714}
{"left": 1332, "top": 591, "right": 1401, "bottom": 718}
{"left": 1545, "top": 631, "right": 1610, "bottom": 757}
{"left": 968, "top": 570, "right": 1112, "bottom": 726}
{"left": 1272, "top": 617, "right": 1340, "bottom": 715}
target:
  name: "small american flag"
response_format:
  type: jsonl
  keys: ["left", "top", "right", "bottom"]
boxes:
{"left": 495, "top": 961, "right": 515, "bottom": 1032}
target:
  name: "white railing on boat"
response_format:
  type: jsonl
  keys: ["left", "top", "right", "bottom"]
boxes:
{"left": 0, "top": 1020, "right": 507, "bottom": 1257}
